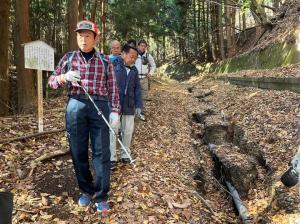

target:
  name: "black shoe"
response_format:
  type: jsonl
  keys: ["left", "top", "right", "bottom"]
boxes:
{"left": 110, "top": 161, "right": 117, "bottom": 170}
{"left": 121, "top": 158, "right": 131, "bottom": 164}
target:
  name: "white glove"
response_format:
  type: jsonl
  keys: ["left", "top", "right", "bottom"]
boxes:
{"left": 63, "top": 70, "right": 81, "bottom": 82}
{"left": 109, "top": 112, "right": 119, "bottom": 126}
{"left": 135, "top": 108, "right": 142, "bottom": 116}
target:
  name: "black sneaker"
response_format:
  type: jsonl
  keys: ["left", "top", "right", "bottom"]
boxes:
{"left": 121, "top": 158, "right": 131, "bottom": 164}
{"left": 110, "top": 161, "right": 117, "bottom": 170}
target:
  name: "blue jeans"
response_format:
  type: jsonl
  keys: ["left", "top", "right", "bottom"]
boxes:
{"left": 66, "top": 97, "right": 110, "bottom": 202}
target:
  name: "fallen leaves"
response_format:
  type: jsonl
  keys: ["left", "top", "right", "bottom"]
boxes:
{"left": 191, "top": 77, "right": 300, "bottom": 221}
{"left": 172, "top": 200, "right": 191, "bottom": 209}
{"left": 1, "top": 81, "right": 235, "bottom": 223}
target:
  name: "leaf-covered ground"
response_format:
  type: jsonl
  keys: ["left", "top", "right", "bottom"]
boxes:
{"left": 185, "top": 76, "right": 300, "bottom": 223}
{"left": 1, "top": 80, "right": 237, "bottom": 223}
{"left": 2, "top": 76, "right": 300, "bottom": 223}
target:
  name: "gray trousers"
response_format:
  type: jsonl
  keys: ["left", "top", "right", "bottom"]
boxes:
{"left": 110, "top": 115, "right": 135, "bottom": 161}
{"left": 140, "top": 78, "right": 149, "bottom": 100}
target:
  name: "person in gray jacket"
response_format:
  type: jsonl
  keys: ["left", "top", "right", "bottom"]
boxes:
{"left": 135, "top": 39, "right": 156, "bottom": 121}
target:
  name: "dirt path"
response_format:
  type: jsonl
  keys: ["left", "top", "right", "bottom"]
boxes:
{"left": 3, "top": 76, "right": 300, "bottom": 223}
{"left": 1, "top": 80, "right": 238, "bottom": 223}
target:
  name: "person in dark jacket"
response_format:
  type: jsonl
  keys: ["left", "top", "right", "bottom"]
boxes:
{"left": 110, "top": 44, "right": 142, "bottom": 169}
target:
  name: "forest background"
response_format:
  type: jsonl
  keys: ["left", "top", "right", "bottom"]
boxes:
{"left": 0, "top": 0, "right": 289, "bottom": 116}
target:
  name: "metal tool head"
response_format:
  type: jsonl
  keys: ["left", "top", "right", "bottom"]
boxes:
{"left": 130, "top": 159, "right": 136, "bottom": 164}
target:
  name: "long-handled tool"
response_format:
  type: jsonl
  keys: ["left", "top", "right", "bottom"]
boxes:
{"left": 78, "top": 82, "right": 135, "bottom": 164}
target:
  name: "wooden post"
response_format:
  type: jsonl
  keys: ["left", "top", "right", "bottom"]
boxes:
{"left": 296, "top": 17, "right": 300, "bottom": 51}
{"left": 37, "top": 69, "right": 43, "bottom": 132}
{"left": 45, "top": 72, "right": 49, "bottom": 100}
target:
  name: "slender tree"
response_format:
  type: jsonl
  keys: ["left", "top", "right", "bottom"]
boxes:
{"left": 225, "top": 0, "right": 236, "bottom": 57}
{"left": 90, "top": 0, "right": 98, "bottom": 22}
{"left": 78, "top": 0, "right": 84, "bottom": 20}
{"left": 0, "top": 0, "right": 10, "bottom": 116}
{"left": 15, "top": 0, "right": 36, "bottom": 113}
{"left": 219, "top": 0, "right": 225, "bottom": 59}
{"left": 101, "top": 0, "right": 107, "bottom": 52}
{"left": 68, "top": 0, "right": 79, "bottom": 50}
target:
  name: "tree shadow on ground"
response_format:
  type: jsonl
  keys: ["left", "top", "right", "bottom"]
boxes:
{"left": 165, "top": 63, "right": 199, "bottom": 81}
{"left": 34, "top": 156, "right": 78, "bottom": 219}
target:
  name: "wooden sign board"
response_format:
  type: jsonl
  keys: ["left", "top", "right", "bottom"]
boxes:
{"left": 24, "top": 40, "right": 54, "bottom": 71}
{"left": 24, "top": 41, "right": 54, "bottom": 133}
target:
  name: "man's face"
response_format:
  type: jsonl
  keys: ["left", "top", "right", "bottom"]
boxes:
{"left": 122, "top": 49, "right": 138, "bottom": 66}
{"left": 138, "top": 43, "right": 147, "bottom": 53}
{"left": 111, "top": 42, "right": 121, "bottom": 56}
{"left": 77, "top": 30, "right": 96, "bottom": 53}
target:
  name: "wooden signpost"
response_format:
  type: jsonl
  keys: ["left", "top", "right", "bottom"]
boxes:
{"left": 296, "top": 17, "right": 300, "bottom": 51}
{"left": 24, "top": 41, "right": 54, "bottom": 133}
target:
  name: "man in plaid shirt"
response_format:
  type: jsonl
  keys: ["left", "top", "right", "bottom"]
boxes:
{"left": 48, "top": 20, "right": 120, "bottom": 215}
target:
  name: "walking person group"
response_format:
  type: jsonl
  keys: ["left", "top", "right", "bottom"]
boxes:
{"left": 48, "top": 19, "right": 155, "bottom": 215}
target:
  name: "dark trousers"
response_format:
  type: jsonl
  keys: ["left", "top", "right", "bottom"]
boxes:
{"left": 66, "top": 97, "right": 111, "bottom": 202}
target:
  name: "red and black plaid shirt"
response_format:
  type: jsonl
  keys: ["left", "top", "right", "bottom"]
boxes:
{"left": 48, "top": 50, "right": 120, "bottom": 113}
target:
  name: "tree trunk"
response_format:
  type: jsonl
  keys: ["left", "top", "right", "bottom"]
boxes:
{"left": 35, "top": 0, "right": 41, "bottom": 40}
{"left": 78, "top": 0, "right": 84, "bottom": 21}
{"left": 163, "top": 35, "right": 166, "bottom": 61}
{"left": 218, "top": 0, "right": 225, "bottom": 60}
{"left": 198, "top": 0, "right": 204, "bottom": 60}
{"left": 68, "top": 0, "right": 79, "bottom": 51}
{"left": 225, "top": 0, "right": 236, "bottom": 57}
{"left": 15, "top": 0, "right": 36, "bottom": 113}
{"left": 206, "top": 1, "right": 213, "bottom": 61}
{"left": 193, "top": 0, "right": 198, "bottom": 55}
{"left": 250, "top": 0, "right": 269, "bottom": 25}
{"left": 0, "top": 0, "right": 10, "bottom": 116}
{"left": 177, "top": 0, "right": 190, "bottom": 61}
{"left": 90, "top": 0, "right": 98, "bottom": 22}
{"left": 156, "top": 40, "right": 160, "bottom": 63}
{"left": 101, "top": 0, "right": 107, "bottom": 52}
{"left": 202, "top": 0, "right": 208, "bottom": 60}
{"left": 210, "top": 1, "right": 218, "bottom": 61}
{"left": 242, "top": 11, "right": 246, "bottom": 39}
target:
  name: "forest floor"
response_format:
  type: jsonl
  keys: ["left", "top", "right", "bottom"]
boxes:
{"left": 1, "top": 74, "right": 300, "bottom": 223}
{"left": 0, "top": 79, "right": 231, "bottom": 224}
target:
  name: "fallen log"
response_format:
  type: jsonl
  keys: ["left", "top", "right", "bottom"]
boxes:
{"left": 34, "top": 148, "right": 69, "bottom": 163}
{"left": 0, "top": 128, "right": 65, "bottom": 145}
{"left": 28, "top": 148, "right": 69, "bottom": 178}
